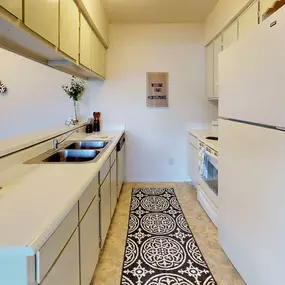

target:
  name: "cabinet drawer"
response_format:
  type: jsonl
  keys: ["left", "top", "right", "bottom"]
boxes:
{"left": 189, "top": 133, "right": 198, "bottom": 149}
{"left": 100, "top": 157, "right": 110, "bottom": 184}
{"left": 111, "top": 149, "right": 116, "bottom": 165}
{"left": 36, "top": 204, "right": 78, "bottom": 283}
{"left": 79, "top": 174, "right": 99, "bottom": 221}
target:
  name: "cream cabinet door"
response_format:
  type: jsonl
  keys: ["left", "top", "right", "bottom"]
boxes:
{"left": 223, "top": 21, "right": 238, "bottom": 50}
{"left": 25, "top": 0, "right": 58, "bottom": 45}
{"left": 80, "top": 14, "right": 92, "bottom": 69}
{"left": 206, "top": 43, "right": 214, "bottom": 99}
{"left": 0, "top": 0, "right": 22, "bottom": 19}
{"left": 213, "top": 36, "right": 222, "bottom": 98}
{"left": 110, "top": 161, "right": 117, "bottom": 218}
{"left": 91, "top": 31, "right": 100, "bottom": 74}
{"left": 59, "top": 0, "right": 79, "bottom": 60}
{"left": 41, "top": 229, "right": 80, "bottom": 285}
{"left": 100, "top": 172, "right": 111, "bottom": 247}
{"left": 82, "top": 0, "right": 109, "bottom": 45}
{"left": 80, "top": 196, "right": 100, "bottom": 285}
{"left": 193, "top": 146, "right": 199, "bottom": 188}
{"left": 239, "top": 1, "right": 259, "bottom": 39}
{"left": 98, "top": 41, "right": 106, "bottom": 77}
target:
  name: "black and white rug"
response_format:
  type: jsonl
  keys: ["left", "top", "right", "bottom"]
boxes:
{"left": 120, "top": 188, "right": 217, "bottom": 285}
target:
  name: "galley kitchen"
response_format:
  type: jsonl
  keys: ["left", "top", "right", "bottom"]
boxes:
{"left": 0, "top": 1, "right": 284, "bottom": 285}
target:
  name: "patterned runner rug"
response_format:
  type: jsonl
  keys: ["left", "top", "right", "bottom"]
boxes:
{"left": 120, "top": 188, "right": 217, "bottom": 285}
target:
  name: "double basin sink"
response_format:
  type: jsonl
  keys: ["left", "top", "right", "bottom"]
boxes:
{"left": 25, "top": 140, "right": 110, "bottom": 164}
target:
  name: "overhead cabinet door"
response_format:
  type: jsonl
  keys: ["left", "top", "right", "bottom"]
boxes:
{"left": 206, "top": 43, "right": 214, "bottom": 99}
{"left": 98, "top": 41, "right": 106, "bottom": 77}
{"left": 59, "top": 0, "right": 79, "bottom": 60}
{"left": 25, "top": 0, "right": 58, "bottom": 45}
{"left": 0, "top": 0, "right": 22, "bottom": 19}
{"left": 91, "top": 31, "right": 100, "bottom": 74}
{"left": 80, "top": 14, "right": 92, "bottom": 69}
{"left": 222, "top": 21, "right": 238, "bottom": 50}
{"left": 239, "top": 1, "right": 259, "bottom": 39}
{"left": 82, "top": 0, "right": 109, "bottom": 45}
{"left": 213, "top": 36, "right": 222, "bottom": 98}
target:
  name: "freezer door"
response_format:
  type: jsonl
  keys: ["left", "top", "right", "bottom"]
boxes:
{"left": 219, "top": 5, "right": 285, "bottom": 128}
{"left": 219, "top": 119, "right": 285, "bottom": 285}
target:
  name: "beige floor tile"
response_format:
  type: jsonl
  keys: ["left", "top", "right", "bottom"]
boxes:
{"left": 92, "top": 182, "right": 245, "bottom": 285}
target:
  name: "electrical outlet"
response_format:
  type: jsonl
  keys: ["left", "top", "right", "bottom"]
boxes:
{"left": 169, "top": 158, "right": 174, "bottom": 165}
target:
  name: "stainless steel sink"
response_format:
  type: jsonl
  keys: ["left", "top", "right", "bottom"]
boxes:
{"left": 65, "top": 140, "right": 108, "bottom": 150}
{"left": 24, "top": 139, "right": 111, "bottom": 164}
{"left": 42, "top": 150, "right": 99, "bottom": 163}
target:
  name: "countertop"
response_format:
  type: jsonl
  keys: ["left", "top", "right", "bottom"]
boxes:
{"left": 0, "top": 130, "right": 124, "bottom": 254}
{"left": 187, "top": 128, "right": 218, "bottom": 152}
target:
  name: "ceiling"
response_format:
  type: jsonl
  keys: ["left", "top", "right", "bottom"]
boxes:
{"left": 102, "top": 0, "right": 218, "bottom": 23}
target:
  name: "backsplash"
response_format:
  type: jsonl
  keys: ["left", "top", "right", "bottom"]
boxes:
{"left": 0, "top": 48, "right": 89, "bottom": 139}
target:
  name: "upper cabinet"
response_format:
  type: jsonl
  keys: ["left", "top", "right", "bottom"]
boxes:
{"left": 213, "top": 36, "right": 222, "bottom": 98}
{"left": 222, "top": 21, "right": 238, "bottom": 50}
{"left": 0, "top": 0, "right": 22, "bottom": 19}
{"left": 25, "top": 0, "right": 58, "bottom": 45}
{"left": 59, "top": 0, "right": 79, "bottom": 61}
{"left": 80, "top": 14, "right": 92, "bottom": 70}
{"left": 206, "top": 43, "right": 214, "bottom": 100}
{"left": 91, "top": 30, "right": 106, "bottom": 77}
{"left": 239, "top": 1, "right": 259, "bottom": 39}
{"left": 0, "top": 0, "right": 108, "bottom": 79}
{"left": 81, "top": 0, "right": 109, "bottom": 46}
{"left": 91, "top": 31, "right": 100, "bottom": 75}
{"left": 98, "top": 41, "right": 106, "bottom": 77}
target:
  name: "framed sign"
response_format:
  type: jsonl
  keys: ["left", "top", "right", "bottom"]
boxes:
{"left": 147, "top": 72, "right": 169, "bottom": 107}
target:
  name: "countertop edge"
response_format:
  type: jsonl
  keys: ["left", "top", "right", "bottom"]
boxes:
{"left": 187, "top": 128, "right": 218, "bottom": 152}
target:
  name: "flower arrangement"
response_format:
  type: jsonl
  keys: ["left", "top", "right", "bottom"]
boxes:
{"left": 62, "top": 76, "right": 86, "bottom": 123}
{"left": 62, "top": 76, "right": 85, "bottom": 101}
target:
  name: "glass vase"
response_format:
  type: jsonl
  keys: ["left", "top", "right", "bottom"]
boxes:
{"left": 73, "top": 100, "right": 79, "bottom": 123}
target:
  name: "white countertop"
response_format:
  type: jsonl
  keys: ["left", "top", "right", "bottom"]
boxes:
{"left": 0, "top": 130, "right": 124, "bottom": 253}
{"left": 187, "top": 127, "right": 218, "bottom": 152}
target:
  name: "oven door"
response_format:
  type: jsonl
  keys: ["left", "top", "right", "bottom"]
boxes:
{"left": 200, "top": 150, "right": 218, "bottom": 206}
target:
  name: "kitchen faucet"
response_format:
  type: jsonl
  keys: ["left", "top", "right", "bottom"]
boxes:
{"left": 53, "top": 129, "right": 80, "bottom": 149}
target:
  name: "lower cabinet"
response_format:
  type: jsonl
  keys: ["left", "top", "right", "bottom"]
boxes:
{"left": 100, "top": 172, "right": 111, "bottom": 247}
{"left": 188, "top": 143, "right": 199, "bottom": 188}
{"left": 193, "top": 146, "right": 199, "bottom": 187}
{"left": 110, "top": 160, "right": 117, "bottom": 218}
{"left": 41, "top": 229, "right": 80, "bottom": 285}
{"left": 80, "top": 196, "right": 100, "bottom": 285}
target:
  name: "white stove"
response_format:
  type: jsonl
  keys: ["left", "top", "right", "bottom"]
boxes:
{"left": 197, "top": 140, "right": 218, "bottom": 227}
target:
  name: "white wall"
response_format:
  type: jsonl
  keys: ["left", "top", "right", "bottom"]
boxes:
{"left": 205, "top": 0, "right": 252, "bottom": 43}
{"left": 84, "top": 23, "right": 215, "bottom": 182}
{"left": 0, "top": 48, "right": 90, "bottom": 139}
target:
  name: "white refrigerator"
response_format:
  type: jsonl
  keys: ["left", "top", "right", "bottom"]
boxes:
{"left": 219, "top": 5, "right": 285, "bottom": 285}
